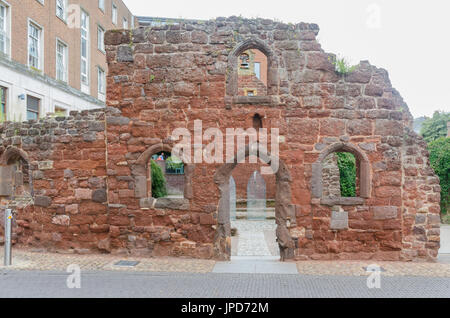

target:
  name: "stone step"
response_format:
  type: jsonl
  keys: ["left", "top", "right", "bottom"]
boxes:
{"left": 234, "top": 211, "right": 276, "bottom": 220}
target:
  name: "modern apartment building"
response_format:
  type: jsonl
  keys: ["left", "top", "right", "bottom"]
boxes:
{"left": 0, "top": 0, "right": 136, "bottom": 121}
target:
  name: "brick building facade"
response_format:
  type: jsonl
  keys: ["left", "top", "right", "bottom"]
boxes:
{"left": 0, "top": 0, "right": 134, "bottom": 121}
{"left": 0, "top": 17, "right": 442, "bottom": 262}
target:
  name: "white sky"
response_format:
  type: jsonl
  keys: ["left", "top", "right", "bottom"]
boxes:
{"left": 123, "top": 0, "right": 450, "bottom": 118}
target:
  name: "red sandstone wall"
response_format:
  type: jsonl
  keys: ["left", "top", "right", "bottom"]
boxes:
{"left": 0, "top": 110, "right": 108, "bottom": 252}
{"left": 0, "top": 17, "right": 441, "bottom": 262}
{"left": 102, "top": 17, "right": 440, "bottom": 261}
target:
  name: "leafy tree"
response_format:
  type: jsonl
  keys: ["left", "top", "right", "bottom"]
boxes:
{"left": 337, "top": 152, "right": 356, "bottom": 197}
{"left": 166, "top": 156, "right": 184, "bottom": 173}
{"left": 420, "top": 111, "right": 450, "bottom": 143}
{"left": 413, "top": 116, "right": 427, "bottom": 134}
{"left": 151, "top": 160, "right": 167, "bottom": 198}
{"left": 428, "top": 137, "right": 450, "bottom": 214}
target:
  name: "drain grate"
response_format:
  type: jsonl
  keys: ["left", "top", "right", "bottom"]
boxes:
{"left": 363, "top": 266, "right": 386, "bottom": 272}
{"left": 114, "top": 260, "right": 140, "bottom": 267}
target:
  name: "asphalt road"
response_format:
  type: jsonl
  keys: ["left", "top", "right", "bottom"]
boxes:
{"left": 0, "top": 270, "right": 449, "bottom": 298}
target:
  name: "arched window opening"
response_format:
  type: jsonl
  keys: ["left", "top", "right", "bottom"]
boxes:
{"left": 252, "top": 114, "right": 263, "bottom": 130}
{"left": 0, "top": 148, "right": 33, "bottom": 207}
{"left": 148, "top": 151, "right": 185, "bottom": 199}
{"left": 238, "top": 49, "right": 268, "bottom": 97}
{"left": 312, "top": 143, "right": 370, "bottom": 205}
{"left": 6, "top": 152, "right": 32, "bottom": 197}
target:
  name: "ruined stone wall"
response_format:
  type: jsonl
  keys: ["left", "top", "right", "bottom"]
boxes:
{"left": 322, "top": 153, "right": 341, "bottom": 198}
{"left": 103, "top": 17, "right": 440, "bottom": 261}
{"left": 0, "top": 17, "right": 441, "bottom": 262}
{"left": 400, "top": 128, "right": 441, "bottom": 259}
{"left": 0, "top": 110, "right": 109, "bottom": 253}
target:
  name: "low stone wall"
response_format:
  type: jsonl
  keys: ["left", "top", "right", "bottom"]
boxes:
{"left": 0, "top": 109, "right": 109, "bottom": 252}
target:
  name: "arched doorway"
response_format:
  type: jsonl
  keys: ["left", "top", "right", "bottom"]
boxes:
{"left": 214, "top": 144, "right": 295, "bottom": 261}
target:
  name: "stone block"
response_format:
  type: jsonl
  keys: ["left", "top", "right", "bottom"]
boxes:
{"left": 35, "top": 196, "right": 52, "bottom": 207}
{"left": 38, "top": 161, "right": 53, "bottom": 170}
{"left": 92, "top": 189, "right": 107, "bottom": 203}
{"left": 117, "top": 46, "right": 134, "bottom": 62}
{"left": 52, "top": 215, "right": 70, "bottom": 226}
{"left": 75, "top": 189, "right": 92, "bottom": 201}
{"left": 154, "top": 198, "right": 190, "bottom": 210}
{"left": 373, "top": 206, "right": 398, "bottom": 220}
{"left": 330, "top": 210, "right": 349, "bottom": 230}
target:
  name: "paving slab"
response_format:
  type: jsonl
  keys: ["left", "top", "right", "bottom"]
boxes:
{"left": 213, "top": 256, "right": 298, "bottom": 274}
{"left": 231, "top": 219, "right": 278, "bottom": 256}
{"left": 439, "top": 225, "right": 450, "bottom": 254}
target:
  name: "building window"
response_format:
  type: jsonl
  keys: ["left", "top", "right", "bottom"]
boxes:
{"left": 97, "top": 67, "right": 105, "bottom": 101}
{"left": 56, "top": 0, "right": 66, "bottom": 21}
{"left": 98, "top": 0, "right": 105, "bottom": 12}
{"left": 97, "top": 25, "right": 105, "bottom": 52}
{"left": 28, "top": 22, "right": 42, "bottom": 70}
{"left": 80, "top": 10, "right": 89, "bottom": 86}
{"left": 56, "top": 39, "right": 67, "bottom": 82}
{"left": 254, "top": 62, "right": 261, "bottom": 80}
{"left": 26, "top": 95, "right": 40, "bottom": 120}
{"left": 0, "top": 2, "right": 10, "bottom": 56}
{"left": 239, "top": 53, "right": 250, "bottom": 69}
{"left": 112, "top": 4, "right": 117, "bottom": 25}
{"left": 123, "top": 17, "right": 128, "bottom": 29}
{"left": 0, "top": 86, "right": 6, "bottom": 121}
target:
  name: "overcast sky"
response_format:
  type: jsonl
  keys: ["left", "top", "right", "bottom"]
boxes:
{"left": 123, "top": 0, "right": 449, "bottom": 118}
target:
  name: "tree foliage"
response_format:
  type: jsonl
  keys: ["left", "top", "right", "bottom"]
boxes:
{"left": 420, "top": 111, "right": 450, "bottom": 143}
{"left": 428, "top": 137, "right": 450, "bottom": 214}
{"left": 151, "top": 160, "right": 167, "bottom": 198}
{"left": 166, "top": 156, "right": 184, "bottom": 172}
{"left": 337, "top": 152, "right": 357, "bottom": 197}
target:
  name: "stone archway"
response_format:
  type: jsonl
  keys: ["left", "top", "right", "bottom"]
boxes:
{"left": 213, "top": 144, "right": 295, "bottom": 261}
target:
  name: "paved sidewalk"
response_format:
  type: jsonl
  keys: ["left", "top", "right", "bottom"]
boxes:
{"left": 1, "top": 271, "right": 449, "bottom": 298}
{"left": 0, "top": 248, "right": 215, "bottom": 273}
{"left": 440, "top": 225, "right": 450, "bottom": 253}
{"left": 213, "top": 256, "right": 298, "bottom": 274}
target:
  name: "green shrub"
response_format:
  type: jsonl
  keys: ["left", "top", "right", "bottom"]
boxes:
{"left": 337, "top": 152, "right": 357, "bottom": 197}
{"left": 151, "top": 160, "right": 167, "bottom": 198}
{"left": 428, "top": 137, "right": 450, "bottom": 215}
